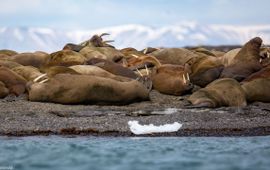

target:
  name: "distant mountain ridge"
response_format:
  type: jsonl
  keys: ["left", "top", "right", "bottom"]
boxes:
{"left": 0, "top": 24, "right": 270, "bottom": 52}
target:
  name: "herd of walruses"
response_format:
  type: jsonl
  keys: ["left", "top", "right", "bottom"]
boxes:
{"left": 0, "top": 34, "right": 270, "bottom": 107}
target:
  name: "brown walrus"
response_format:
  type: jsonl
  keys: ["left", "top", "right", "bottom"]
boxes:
{"left": 220, "top": 37, "right": 263, "bottom": 81}
{"left": 11, "top": 66, "right": 43, "bottom": 81}
{"left": 188, "top": 78, "right": 247, "bottom": 108}
{"left": 0, "top": 66, "right": 27, "bottom": 96}
{"left": 0, "top": 81, "right": 9, "bottom": 98}
{"left": 79, "top": 33, "right": 115, "bottom": 48}
{"left": 0, "top": 49, "right": 18, "bottom": 56}
{"left": 151, "top": 64, "right": 193, "bottom": 95}
{"left": 87, "top": 58, "right": 138, "bottom": 79}
{"left": 241, "top": 78, "right": 270, "bottom": 103}
{"left": 150, "top": 48, "right": 198, "bottom": 65}
{"left": 0, "top": 60, "right": 22, "bottom": 69}
{"left": 46, "top": 50, "right": 86, "bottom": 67}
{"left": 70, "top": 65, "right": 132, "bottom": 82}
{"left": 11, "top": 52, "right": 50, "bottom": 68}
{"left": 242, "top": 65, "right": 270, "bottom": 82}
{"left": 63, "top": 43, "right": 84, "bottom": 52}
{"left": 28, "top": 74, "right": 149, "bottom": 104}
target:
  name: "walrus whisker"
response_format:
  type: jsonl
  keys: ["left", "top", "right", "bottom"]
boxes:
{"left": 145, "top": 65, "right": 149, "bottom": 76}
{"left": 38, "top": 78, "right": 49, "bottom": 84}
{"left": 136, "top": 68, "right": 143, "bottom": 77}
{"left": 131, "top": 54, "right": 139, "bottom": 58}
{"left": 33, "top": 73, "right": 47, "bottom": 83}
{"left": 143, "top": 47, "right": 148, "bottom": 54}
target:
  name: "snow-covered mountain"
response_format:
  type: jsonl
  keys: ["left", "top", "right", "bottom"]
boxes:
{"left": 0, "top": 24, "right": 270, "bottom": 53}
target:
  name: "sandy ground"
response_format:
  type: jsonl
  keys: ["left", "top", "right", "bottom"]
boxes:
{"left": 0, "top": 90, "right": 270, "bottom": 137}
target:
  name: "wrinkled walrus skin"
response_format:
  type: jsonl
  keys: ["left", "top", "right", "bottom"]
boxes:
{"left": 28, "top": 74, "right": 149, "bottom": 104}
{"left": 188, "top": 78, "right": 247, "bottom": 108}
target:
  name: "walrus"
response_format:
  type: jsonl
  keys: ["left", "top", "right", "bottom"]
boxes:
{"left": 220, "top": 37, "right": 263, "bottom": 81}
{"left": 70, "top": 65, "right": 132, "bottom": 82}
{"left": 187, "top": 54, "right": 224, "bottom": 87}
{"left": 11, "top": 52, "right": 50, "bottom": 68}
{"left": 63, "top": 43, "right": 84, "bottom": 52}
{"left": 79, "top": 33, "right": 115, "bottom": 48}
{"left": 219, "top": 48, "right": 241, "bottom": 67}
{"left": 0, "top": 81, "right": 9, "bottom": 98}
{"left": 150, "top": 48, "right": 198, "bottom": 65}
{"left": 28, "top": 74, "right": 150, "bottom": 104}
{"left": 151, "top": 64, "right": 193, "bottom": 95}
{"left": 0, "top": 60, "right": 22, "bottom": 69}
{"left": 0, "top": 66, "right": 27, "bottom": 96}
{"left": 79, "top": 46, "right": 108, "bottom": 60}
{"left": 87, "top": 58, "right": 138, "bottom": 79}
{"left": 0, "top": 49, "right": 18, "bottom": 56}
{"left": 242, "top": 65, "right": 270, "bottom": 82}
{"left": 46, "top": 50, "right": 86, "bottom": 67}
{"left": 11, "top": 66, "right": 43, "bottom": 81}
{"left": 188, "top": 78, "right": 247, "bottom": 108}
{"left": 241, "top": 78, "right": 270, "bottom": 103}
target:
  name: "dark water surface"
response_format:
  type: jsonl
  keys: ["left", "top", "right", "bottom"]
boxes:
{"left": 0, "top": 136, "right": 270, "bottom": 170}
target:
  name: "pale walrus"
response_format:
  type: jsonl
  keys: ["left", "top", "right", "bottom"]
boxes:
{"left": 188, "top": 78, "right": 247, "bottom": 108}
{"left": 220, "top": 37, "right": 263, "bottom": 81}
{"left": 0, "top": 81, "right": 9, "bottom": 98}
{"left": 0, "top": 66, "right": 27, "bottom": 96}
{"left": 28, "top": 74, "right": 149, "bottom": 104}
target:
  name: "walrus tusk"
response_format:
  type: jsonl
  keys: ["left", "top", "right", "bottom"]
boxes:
{"left": 103, "top": 40, "right": 114, "bottom": 43}
{"left": 38, "top": 78, "right": 49, "bottom": 84}
{"left": 187, "top": 73, "right": 190, "bottom": 81}
{"left": 33, "top": 73, "right": 47, "bottom": 83}
{"left": 182, "top": 74, "right": 186, "bottom": 84}
{"left": 100, "top": 33, "right": 110, "bottom": 37}
{"left": 136, "top": 68, "right": 143, "bottom": 77}
{"left": 145, "top": 65, "right": 149, "bottom": 75}
{"left": 259, "top": 58, "right": 262, "bottom": 63}
{"left": 131, "top": 54, "right": 139, "bottom": 58}
{"left": 143, "top": 47, "right": 148, "bottom": 54}
{"left": 267, "top": 52, "right": 270, "bottom": 58}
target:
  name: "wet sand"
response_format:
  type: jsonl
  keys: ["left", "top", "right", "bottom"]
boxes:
{"left": 0, "top": 90, "right": 270, "bottom": 137}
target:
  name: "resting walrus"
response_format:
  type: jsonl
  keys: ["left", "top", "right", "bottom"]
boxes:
{"left": 0, "top": 67, "right": 27, "bottom": 96}
{"left": 188, "top": 78, "right": 247, "bottom": 108}
{"left": 28, "top": 74, "right": 150, "bottom": 104}
{"left": 241, "top": 78, "right": 270, "bottom": 103}
{"left": 220, "top": 37, "right": 263, "bottom": 81}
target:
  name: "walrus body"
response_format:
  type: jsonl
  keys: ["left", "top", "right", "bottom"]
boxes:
{"left": 28, "top": 74, "right": 149, "bottom": 104}
{"left": 241, "top": 78, "right": 270, "bottom": 103}
{"left": 0, "top": 67, "right": 27, "bottom": 96}
{"left": 188, "top": 78, "right": 247, "bottom": 108}
{"left": 188, "top": 55, "right": 224, "bottom": 87}
{"left": 11, "top": 52, "right": 49, "bottom": 68}
{"left": 47, "top": 50, "right": 86, "bottom": 66}
{"left": 150, "top": 48, "right": 197, "bottom": 65}
{"left": 220, "top": 37, "right": 263, "bottom": 81}
{"left": 70, "top": 65, "right": 131, "bottom": 82}
{"left": 87, "top": 58, "right": 138, "bottom": 79}
{"left": 151, "top": 64, "right": 193, "bottom": 95}
{"left": 12, "top": 66, "right": 43, "bottom": 81}
{"left": 0, "top": 60, "right": 22, "bottom": 69}
{"left": 0, "top": 81, "right": 9, "bottom": 98}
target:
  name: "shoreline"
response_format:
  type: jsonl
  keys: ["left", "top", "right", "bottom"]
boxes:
{"left": 1, "top": 90, "right": 270, "bottom": 137}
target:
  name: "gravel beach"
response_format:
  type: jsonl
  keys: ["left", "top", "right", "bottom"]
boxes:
{"left": 1, "top": 90, "right": 270, "bottom": 137}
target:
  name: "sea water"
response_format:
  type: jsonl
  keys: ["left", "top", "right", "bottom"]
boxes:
{"left": 0, "top": 136, "right": 270, "bottom": 170}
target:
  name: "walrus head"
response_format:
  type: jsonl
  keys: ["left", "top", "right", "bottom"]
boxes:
{"left": 80, "top": 33, "right": 115, "bottom": 48}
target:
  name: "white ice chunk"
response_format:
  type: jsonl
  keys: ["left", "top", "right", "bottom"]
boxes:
{"left": 128, "top": 121, "right": 182, "bottom": 135}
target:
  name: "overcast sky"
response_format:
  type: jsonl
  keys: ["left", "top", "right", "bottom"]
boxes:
{"left": 0, "top": 0, "right": 269, "bottom": 29}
